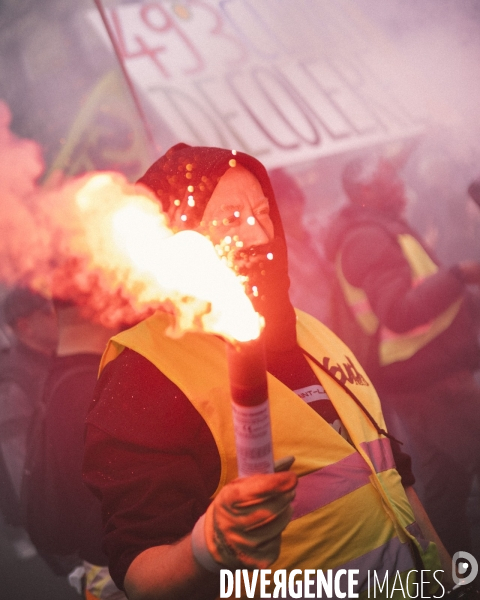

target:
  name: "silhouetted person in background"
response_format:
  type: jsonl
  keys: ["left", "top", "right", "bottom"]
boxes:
{"left": 468, "top": 176, "right": 480, "bottom": 209}
{"left": 269, "top": 168, "right": 333, "bottom": 325}
{"left": 325, "top": 151, "right": 480, "bottom": 556}
{"left": 0, "top": 287, "right": 57, "bottom": 559}
{"left": 22, "top": 298, "right": 126, "bottom": 600}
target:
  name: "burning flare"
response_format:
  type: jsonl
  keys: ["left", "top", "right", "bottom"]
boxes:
{"left": 72, "top": 173, "right": 262, "bottom": 341}
{"left": 0, "top": 99, "right": 262, "bottom": 341}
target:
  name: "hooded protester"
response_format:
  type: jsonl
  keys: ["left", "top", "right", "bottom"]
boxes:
{"left": 83, "top": 145, "right": 451, "bottom": 600}
{"left": 135, "top": 143, "right": 297, "bottom": 354}
{"left": 324, "top": 151, "right": 480, "bottom": 557}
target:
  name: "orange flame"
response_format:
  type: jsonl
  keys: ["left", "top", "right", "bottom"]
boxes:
{"left": 71, "top": 172, "right": 262, "bottom": 342}
{"left": 0, "top": 100, "right": 261, "bottom": 342}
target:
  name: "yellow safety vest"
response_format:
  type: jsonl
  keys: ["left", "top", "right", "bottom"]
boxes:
{"left": 100, "top": 309, "right": 441, "bottom": 599}
{"left": 337, "top": 233, "right": 462, "bottom": 366}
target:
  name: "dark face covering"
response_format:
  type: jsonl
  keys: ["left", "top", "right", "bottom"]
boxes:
{"left": 137, "top": 143, "right": 298, "bottom": 352}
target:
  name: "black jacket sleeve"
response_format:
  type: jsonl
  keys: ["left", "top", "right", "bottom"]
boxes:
{"left": 340, "top": 225, "right": 465, "bottom": 333}
{"left": 83, "top": 349, "right": 220, "bottom": 590}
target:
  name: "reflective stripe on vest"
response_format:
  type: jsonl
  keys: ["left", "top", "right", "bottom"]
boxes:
{"left": 99, "top": 309, "right": 441, "bottom": 597}
{"left": 337, "top": 233, "right": 462, "bottom": 365}
{"left": 292, "top": 438, "right": 394, "bottom": 519}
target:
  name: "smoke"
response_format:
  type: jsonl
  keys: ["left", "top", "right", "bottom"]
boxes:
{"left": 358, "top": 2, "right": 480, "bottom": 156}
{"left": 0, "top": 99, "right": 159, "bottom": 327}
{"left": 306, "top": 0, "right": 480, "bottom": 265}
{"left": 0, "top": 101, "right": 50, "bottom": 286}
{"left": 369, "top": 0, "right": 480, "bottom": 149}
{"left": 0, "top": 99, "right": 262, "bottom": 339}
{"left": 378, "top": 0, "right": 480, "bottom": 263}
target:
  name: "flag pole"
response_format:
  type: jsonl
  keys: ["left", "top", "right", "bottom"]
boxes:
{"left": 93, "top": 0, "right": 159, "bottom": 155}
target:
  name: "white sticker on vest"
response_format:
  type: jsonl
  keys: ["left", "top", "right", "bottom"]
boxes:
{"left": 294, "top": 385, "right": 330, "bottom": 403}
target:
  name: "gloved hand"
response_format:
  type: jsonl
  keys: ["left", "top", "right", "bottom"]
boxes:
{"left": 192, "top": 469, "right": 297, "bottom": 571}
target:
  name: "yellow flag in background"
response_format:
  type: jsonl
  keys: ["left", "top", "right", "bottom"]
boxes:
{"left": 48, "top": 70, "right": 154, "bottom": 182}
